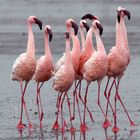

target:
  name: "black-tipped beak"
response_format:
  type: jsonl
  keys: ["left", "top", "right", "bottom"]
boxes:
{"left": 65, "top": 32, "right": 70, "bottom": 39}
{"left": 34, "top": 18, "right": 42, "bottom": 30}
{"left": 47, "top": 28, "right": 53, "bottom": 42}
{"left": 82, "top": 14, "right": 98, "bottom": 20}
{"left": 71, "top": 21, "right": 78, "bottom": 35}
{"left": 82, "top": 21, "right": 89, "bottom": 32}
{"left": 96, "top": 22, "right": 103, "bottom": 35}
{"left": 117, "top": 11, "right": 121, "bottom": 23}
{"left": 123, "top": 9, "right": 131, "bottom": 20}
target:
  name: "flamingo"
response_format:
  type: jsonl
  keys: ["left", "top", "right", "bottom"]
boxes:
{"left": 11, "top": 15, "right": 42, "bottom": 129}
{"left": 52, "top": 32, "right": 75, "bottom": 132}
{"left": 104, "top": 7, "right": 135, "bottom": 133}
{"left": 33, "top": 25, "right": 54, "bottom": 128}
{"left": 82, "top": 19, "right": 108, "bottom": 132}
{"left": 73, "top": 19, "right": 91, "bottom": 127}
{"left": 55, "top": 19, "right": 80, "bottom": 129}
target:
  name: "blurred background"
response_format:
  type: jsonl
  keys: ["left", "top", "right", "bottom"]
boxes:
{"left": 0, "top": 0, "right": 140, "bottom": 55}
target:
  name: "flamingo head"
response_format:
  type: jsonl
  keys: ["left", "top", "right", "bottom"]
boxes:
{"left": 81, "top": 14, "right": 99, "bottom": 21}
{"left": 117, "top": 6, "right": 131, "bottom": 23}
{"left": 80, "top": 20, "right": 89, "bottom": 32}
{"left": 92, "top": 20, "right": 103, "bottom": 35}
{"left": 28, "top": 15, "right": 42, "bottom": 30}
{"left": 45, "top": 25, "right": 53, "bottom": 42}
{"left": 64, "top": 32, "right": 70, "bottom": 39}
{"left": 65, "top": 19, "right": 78, "bottom": 35}
{"left": 122, "top": 8, "right": 131, "bottom": 20}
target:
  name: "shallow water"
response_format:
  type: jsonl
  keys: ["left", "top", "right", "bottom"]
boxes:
{"left": 0, "top": 0, "right": 140, "bottom": 139}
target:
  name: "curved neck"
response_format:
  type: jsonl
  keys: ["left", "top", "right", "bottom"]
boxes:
{"left": 71, "top": 35, "right": 81, "bottom": 56}
{"left": 45, "top": 33, "right": 52, "bottom": 59}
{"left": 65, "top": 38, "right": 72, "bottom": 65}
{"left": 93, "top": 29, "right": 106, "bottom": 54}
{"left": 116, "top": 18, "right": 124, "bottom": 48}
{"left": 26, "top": 21, "right": 35, "bottom": 57}
{"left": 121, "top": 16, "right": 129, "bottom": 51}
{"left": 85, "top": 28, "right": 94, "bottom": 52}
{"left": 80, "top": 28, "right": 86, "bottom": 50}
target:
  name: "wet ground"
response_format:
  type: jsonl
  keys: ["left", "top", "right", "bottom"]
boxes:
{"left": 0, "top": 0, "right": 140, "bottom": 139}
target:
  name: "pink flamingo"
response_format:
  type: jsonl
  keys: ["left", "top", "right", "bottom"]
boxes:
{"left": 76, "top": 14, "right": 100, "bottom": 131}
{"left": 33, "top": 25, "right": 54, "bottom": 128}
{"left": 82, "top": 19, "right": 108, "bottom": 132}
{"left": 52, "top": 32, "right": 75, "bottom": 132}
{"left": 55, "top": 19, "right": 80, "bottom": 128}
{"left": 104, "top": 7, "right": 135, "bottom": 133}
{"left": 11, "top": 16, "right": 42, "bottom": 129}
{"left": 73, "top": 19, "right": 91, "bottom": 127}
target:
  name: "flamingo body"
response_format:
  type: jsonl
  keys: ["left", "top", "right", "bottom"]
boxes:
{"left": 12, "top": 53, "right": 36, "bottom": 81}
{"left": 83, "top": 51, "right": 108, "bottom": 82}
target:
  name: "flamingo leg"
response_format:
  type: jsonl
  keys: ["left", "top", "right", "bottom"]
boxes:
{"left": 78, "top": 81, "right": 94, "bottom": 123}
{"left": 71, "top": 80, "right": 81, "bottom": 120}
{"left": 103, "top": 78, "right": 116, "bottom": 128}
{"left": 72, "top": 80, "right": 77, "bottom": 121}
{"left": 81, "top": 82, "right": 90, "bottom": 132}
{"left": 114, "top": 79, "right": 136, "bottom": 126}
{"left": 97, "top": 80, "right": 109, "bottom": 125}
{"left": 17, "top": 81, "right": 32, "bottom": 129}
{"left": 60, "top": 92, "right": 67, "bottom": 133}
{"left": 36, "top": 82, "right": 44, "bottom": 128}
{"left": 52, "top": 92, "right": 63, "bottom": 130}
{"left": 38, "top": 82, "right": 44, "bottom": 124}
{"left": 66, "top": 94, "right": 75, "bottom": 132}
{"left": 75, "top": 83, "right": 82, "bottom": 126}
{"left": 112, "top": 78, "right": 120, "bottom": 133}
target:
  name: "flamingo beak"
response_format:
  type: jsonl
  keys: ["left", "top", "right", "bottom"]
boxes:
{"left": 82, "top": 21, "right": 90, "bottom": 32}
{"left": 65, "top": 32, "right": 70, "bottom": 39}
{"left": 117, "top": 10, "right": 121, "bottom": 23}
{"left": 82, "top": 14, "right": 98, "bottom": 20}
{"left": 123, "top": 9, "right": 131, "bottom": 20}
{"left": 71, "top": 21, "right": 78, "bottom": 35}
{"left": 47, "top": 28, "right": 53, "bottom": 42}
{"left": 34, "top": 18, "right": 42, "bottom": 30}
{"left": 96, "top": 22, "right": 103, "bottom": 35}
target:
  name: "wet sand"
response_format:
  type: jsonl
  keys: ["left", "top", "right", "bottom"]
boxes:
{"left": 0, "top": 0, "right": 140, "bottom": 139}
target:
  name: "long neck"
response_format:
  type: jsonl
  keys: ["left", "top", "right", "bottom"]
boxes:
{"left": 80, "top": 27, "right": 86, "bottom": 50}
{"left": 121, "top": 16, "right": 129, "bottom": 51}
{"left": 45, "top": 33, "right": 52, "bottom": 60}
{"left": 71, "top": 35, "right": 81, "bottom": 56}
{"left": 26, "top": 22, "right": 35, "bottom": 57}
{"left": 85, "top": 28, "right": 94, "bottom": 52}
{"left": 115, "top": 18, "right": 124, "bottom": 48}
{"left": 65, "top": 38, "right": 72, "bottom": 65}
{"left": 93, "top": 29, "right": 106, "bottom": 54}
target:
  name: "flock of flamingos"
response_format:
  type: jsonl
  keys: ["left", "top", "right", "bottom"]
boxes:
{"left": 11, "top": 6, "right": 136, "bottom": 134}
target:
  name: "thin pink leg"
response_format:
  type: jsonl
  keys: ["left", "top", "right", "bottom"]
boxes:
{"left": 103, "top": 78, "right": 115, "bottom": 128}
{"left": 97, "top": 80, "right": 109, "bottom": 126}
{"left": 114, "top": 80, "right": 136, "bottom": 127}
{"left": 38, "top": 82, "right": 44, "bottom": 126}
{"left": 75, "top": 85, "right": 82, "bottom": 127}
{"left": 66, "top": 94, "right": 76, "bottom": 132}
{"left": 71, "top": 80, "right": 81, "bottom": 120}
{"left": 78, "top": 81, "right": 94, "bottom": 123}
{"left": 36, "top": 82, "right": 43, "bottom": 128}
{"left": 18, "top": 81, "right": 32, "bottom": 129}
{"left": 81, "top": 82, "right": 90, "bottom": 132}
{"left": 60, "top": 92, "right": 67, "bottom": 133}
{"left": 17, "top": 81, "right": 26, "bottom": 129}
{"left": 112, "top": 78, "right": 120, "bottom": 133}
{"left": 52, "top": 93, "right": 62, "bottom": 130}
